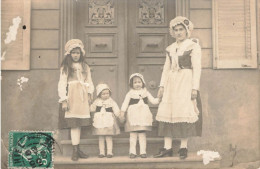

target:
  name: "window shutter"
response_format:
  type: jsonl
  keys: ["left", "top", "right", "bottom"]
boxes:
{"left": 1, "top": 0, "right": 31, "bottom": 70}
{"left": 213, "top": 0, "right": 257, "bottom": 69}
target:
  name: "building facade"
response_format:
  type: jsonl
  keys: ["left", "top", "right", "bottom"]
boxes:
{"left": 1, "top": 0, "right": 260, "bottom": 168}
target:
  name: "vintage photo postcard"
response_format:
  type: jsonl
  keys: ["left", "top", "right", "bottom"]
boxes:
{"left": 1, "top": 0, "right": 260, "bottom": 168}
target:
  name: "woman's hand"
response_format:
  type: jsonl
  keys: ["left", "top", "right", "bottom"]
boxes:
{"left": 62, "top": 101, "right": 69, "bottom": 112}
{"left": 191, "top": 89, "right": 198, "bottom": 100}
{"left": 157, "top": 87, "right": 164, "bottom": 101}
{"left": 88, "top": 93, "right": 93, "bottom": 104}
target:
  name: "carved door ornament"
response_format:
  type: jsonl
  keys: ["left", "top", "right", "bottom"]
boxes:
{"left": 138, "top": 0, "right": 165, "bottom": 25}
{"left": 88, "top": 0, "right": 115, "bottom": 25}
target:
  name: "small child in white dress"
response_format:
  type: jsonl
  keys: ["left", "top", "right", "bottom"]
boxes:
{"left": 90, "top": 83, "right": 120, "bottom": 158}
{"left": 120, "top": 73, "right": 159, "bottom": 158}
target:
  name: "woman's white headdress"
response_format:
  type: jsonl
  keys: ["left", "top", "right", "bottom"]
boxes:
{"left": 169, "top": 16, "right": 194, "bottom": 38}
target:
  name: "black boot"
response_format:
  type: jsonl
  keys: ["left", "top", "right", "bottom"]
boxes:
{"left": 178, "top": 148, "right": 188, "bottom": 159}
{"left": 77, "top": 145, "right": 88, "bottom": 158}
{"left": 153, "top": 148, "right": 173, "bottom": 158}
{"left": 71, "top": 145, "right": 79, "bottom": 161}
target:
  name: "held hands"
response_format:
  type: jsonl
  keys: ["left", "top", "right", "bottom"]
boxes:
{"left": 118, "top": 111, "right": 126, "bottom": 124}
{"left": 62, "top": 101, "right": 69, "bottom": 112}
{"left": 191, "top": 89, "right": 198, "bottom": 100}
{"left": 157, "top": 87, "right": 164, "bottom": 102}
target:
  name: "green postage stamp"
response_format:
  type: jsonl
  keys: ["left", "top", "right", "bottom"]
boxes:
{"left": 8, "top": 131, "right": 54, "bottom": 168}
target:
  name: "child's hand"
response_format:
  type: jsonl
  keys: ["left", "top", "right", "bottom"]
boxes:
{"left": 157, "top": 87, "right": 164, "bottom": 99}
{"left": 118, "top": 111, "right": 126, "bottom": 123}
{"left": 62, "top": 101, "right": 69, "bottom": 112}
{"left": 158, "top": 97, "right": 162, "bottom": 103}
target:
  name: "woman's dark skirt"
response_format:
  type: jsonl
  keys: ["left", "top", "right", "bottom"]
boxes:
{"left": 158, "top": 92, "right": 202, "bottom": 138}
{"left": 58, "top": 104, "right": 92, "bottom": 129}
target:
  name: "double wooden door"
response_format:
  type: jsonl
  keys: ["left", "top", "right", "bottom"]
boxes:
{"left": 76, "top": 0, "right": 176, "bottom": 104}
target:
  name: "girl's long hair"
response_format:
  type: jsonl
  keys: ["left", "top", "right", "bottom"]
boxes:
{"left": 61, "top": 47, "right": 88, "bottom": 77}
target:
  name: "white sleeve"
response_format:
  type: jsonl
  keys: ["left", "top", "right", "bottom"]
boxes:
{"left": 121, "top": 93, "right": 131, "bottom": 112}
{"left": 112, "top": 100, "right": 120, "bottom": 117}
{"left": 86, "top": 65, "right": 94, "bottom": 94}
{"left": 191, "top": 43, "right": 202, "bottom": 90}
{"left": 159, "top": 52, "right": 171, "bottom": 87}
{"left": 147, "top": 91, "right": 159, "bottom": 105}
{"left": 58, "top": 68, "right": 68, "bottom": 103}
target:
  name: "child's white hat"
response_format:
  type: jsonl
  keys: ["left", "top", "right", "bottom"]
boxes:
{"left": 64, "top": 39, "right": 86, "bottom": 56}
{"left": 129, "top": 73, "right": 146, "bottom": 84}
{"left": 169, "top": 16, "right": 194, "bottom": 38}
{"left": 96, "top": 83, "right": 111, "bottom": 96}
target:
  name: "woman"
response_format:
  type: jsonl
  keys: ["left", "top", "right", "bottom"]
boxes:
{"left": 154, "top": 16, "right": 202, "bottom": 159}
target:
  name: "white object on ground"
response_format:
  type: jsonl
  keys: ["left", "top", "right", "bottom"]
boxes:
{"left": 17, "top": 76, "right": 29, "bottom": 91}
{"left": 197, "top": 150, "right": 221, "bottom": 165}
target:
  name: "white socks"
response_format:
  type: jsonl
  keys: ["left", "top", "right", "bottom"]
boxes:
{"left": 129, "top": 132, "right": 147, "bottom": 155}
{"left": 180, "top": 138, "right": 188, "bottom": 148}
{"left": 99, "top": 136, "right": 105, "bottom": 155}
{"left": 138, "top": 132, "right": 146, "bottom": 155}
{"left": 99, "top": 136, "right": 113, "bottom": 155}
{"left": 71, "top": 127, "right": 81, "bottom": 145}
{"left": 106, "top": 136, "right": 113, "bottom": 155}
{"left": 129, "top": 132, "right": 138, "bottom": 154}
{"left": 164, "top": 137, "right": 172, "bottom": 149}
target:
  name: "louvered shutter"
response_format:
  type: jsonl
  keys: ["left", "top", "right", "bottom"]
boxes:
{"left": 1, "top": 0, "right": 31, "bottom": 70}
{"left": 213, "top": 0, "right": 257, "bottom": 69}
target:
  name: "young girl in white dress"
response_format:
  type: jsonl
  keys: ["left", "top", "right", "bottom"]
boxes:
{"left": 121, "top": 73, "right": 159, "bottom": 158}
{"left": 58, "top": 39, "right": 94, "bottom": 161}
{"left": 90, "top": 83, "right": 120, "bottom": 158}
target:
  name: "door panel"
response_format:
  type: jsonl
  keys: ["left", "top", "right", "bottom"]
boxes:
{"left": 76, "top": 0, "right": 175, "bottom": 104}
{"left": 90, "top": 65, "right": 118, "bottom": 99}
{"left": 128, "top": 0, "right": 175, "bottom": 93}
{"left": 76, "top": 0, "right": 127, "bottom": 104}
{"left": 86, "top": 33, "right": 117, "bottom": 57}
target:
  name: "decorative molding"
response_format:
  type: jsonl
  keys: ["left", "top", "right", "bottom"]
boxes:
{"left": 85, "top": 33, "right": 117, "bottom": 58}
{"left": 88, "top": 0, "right": 115, "bottom": 25}
{"left": 137, "top": 33, "right": 167, "bottom": 57}
{"left": 138, "top": 0, "right": 165, "bottom": 25}
{"left": 60, "top": 0, "right": 76, "bottom": 63}
{"left": 176, "top": 0, "right": 189, "bottom": 17}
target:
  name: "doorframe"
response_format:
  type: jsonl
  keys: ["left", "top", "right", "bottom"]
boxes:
{"left": 59, "top": 0, "right": 77, "bottom": 63}
{"left": 176, "top": 0, "right": 189, "bottom": 17}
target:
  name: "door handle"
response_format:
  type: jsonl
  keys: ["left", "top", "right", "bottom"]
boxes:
{"left": 149, "top": 81, "right": 157, "bottom": 90}
{"left": 109, "top": 67, "right": 114, "bottom": 72}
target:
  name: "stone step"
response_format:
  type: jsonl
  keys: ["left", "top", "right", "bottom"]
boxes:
{"left": 59, "top": 138, "right": 168, "bottom": 157}
{"left": 59, "top": 126, "right": 160, "bottom": 140}
{"left": 54, "top": 153, "right": 221, "bottom": 169}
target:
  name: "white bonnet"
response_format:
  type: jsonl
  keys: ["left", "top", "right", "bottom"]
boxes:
{"left": 64, "top": 39, "right": 86, "bottom": 56}
{"left": 129, "top": 73, "right": 145, "bottom": 84}
{"left": 169, "top": 16, "right": 194, "bottom": 38}
{"left": 96, "top": 83, "right": 111, "bottom": 96}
